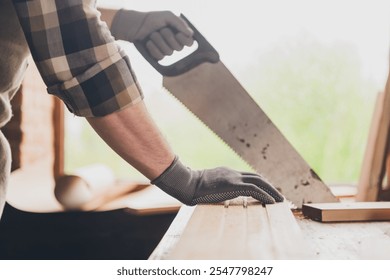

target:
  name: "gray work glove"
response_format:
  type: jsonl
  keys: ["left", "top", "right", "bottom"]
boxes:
{"left": 110, "top": 10, "right": 194, "bottom": 60}
{"left": 152, "top": 157, "right": 284, "bottom": 206}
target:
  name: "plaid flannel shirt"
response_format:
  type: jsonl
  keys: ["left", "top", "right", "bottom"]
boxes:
{"left": 12, "top": 0, "right": 143, "bottom": 117}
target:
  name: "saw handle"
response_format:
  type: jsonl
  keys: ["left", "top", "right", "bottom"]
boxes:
{"left": 134, "top": 14, "right": 219, "bottom": 77}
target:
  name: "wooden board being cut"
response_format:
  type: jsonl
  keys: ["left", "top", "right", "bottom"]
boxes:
{"left": 162, "top": 200, "right": 311, "bottom": 259}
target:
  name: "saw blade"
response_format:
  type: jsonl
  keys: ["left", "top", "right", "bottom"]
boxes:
{"left": 162, "top": 61, "right": 338, "bottom": 208}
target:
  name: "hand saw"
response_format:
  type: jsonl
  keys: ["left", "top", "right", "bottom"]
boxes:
{"left": 135, "top": 15, "right": 338, "bottom": 208}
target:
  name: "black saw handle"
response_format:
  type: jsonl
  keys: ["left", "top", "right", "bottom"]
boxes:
{"left": 134, "top": 14, "right": 219, "bottom": 77}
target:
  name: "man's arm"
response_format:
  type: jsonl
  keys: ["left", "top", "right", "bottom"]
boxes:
{"left": 12, "top": 1, "right": 284, "bottom": 205}
{"left": 86, "top": 101, "right": 174, "bottom": 180}
{"left": 93, "top": 8, "right": 190, "bottom": 179}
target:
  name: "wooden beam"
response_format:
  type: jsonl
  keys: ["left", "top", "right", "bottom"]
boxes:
{"left": 53, "top": 98, "right": 64, "bottom": 179}
{"left": 152, "top": 205, "right": 390, "bottom": 260}
{"left": 266, "top": 203, "right": 309, "bottom": 258}
{"left": 160, "top": 200, "right": 310, "bottom": 259}
{"left": 149, "top": 205, "right": 195, "bottom": 260}
{"left": 357, "top": 89, "right": 389, "bottom": 201}
{"left": 302, "top": 202, "right": 390, "bottom": 222}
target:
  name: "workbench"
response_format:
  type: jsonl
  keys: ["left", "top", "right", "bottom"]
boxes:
{"left": 149, "top": 204, "right": 390, "bottom": 260}
{"left": 5, "top": 165, "right": 390, "bottom": 259}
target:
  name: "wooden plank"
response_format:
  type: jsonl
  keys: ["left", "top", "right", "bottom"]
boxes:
{"left": 357, "top": 88, "right": 390, "bottom": 201}
{"left": 53, "top": 98, "right": 64, "bottom": 179}
{"left": 166, "top": 202, "right": 249, "bottom": 259}
{"left": 149, "top": 206, "right": 195, "bottom": 260}
{"left": 329, "top": 184, "right": 357, "bottom": 198}
{"left": 163, "top": 200, "right": 309, "bottom": 259}
{"left": 8, "top": 164, "right": 180, "bottom": 214}
{"left": 266, "top": 203, "right": 311, "bottom": 259}
{"left": 302, "top": 202, "right": 390, "bottom": 222}
{"left": 99, "top": 185, "right": 181, "bottom": 215}
{"left": 387, "top": 152, "right": 390, "bottom": 190}
{"left": 152, "top": 206, "right": 390, "bottom": 260}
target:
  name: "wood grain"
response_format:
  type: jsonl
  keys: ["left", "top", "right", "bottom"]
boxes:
{"left": 266, "top": 203, "right": 311, "bottom": 259}
{"left": 161, "top": 200, "right": 309, "bottom": 259}
{"left": 149, "top": 206, "right": 195, "bottom": 260}
{"left": 302, "top": 202, "right": 390, "bottom": 222}
{"left": 296, "top": 214, "right": 390, "bottom": 259}
{"left": 357, "top": 88, "right": 390, "bottom": 201}
{"left": 151, "top": 205, "right": 390, "bottom": 260}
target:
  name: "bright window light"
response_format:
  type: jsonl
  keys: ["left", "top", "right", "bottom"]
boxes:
{"left": 65, "top": 0, "right": 390, "bottom": 184}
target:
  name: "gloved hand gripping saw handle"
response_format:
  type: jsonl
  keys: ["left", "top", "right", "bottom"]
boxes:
{"left": 134, "top": 14, "right": 220, "bottom": 77}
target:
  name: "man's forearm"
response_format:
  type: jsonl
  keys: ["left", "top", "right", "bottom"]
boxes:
{"left": 86, "top": 101, "right": 175, "bottom": 180}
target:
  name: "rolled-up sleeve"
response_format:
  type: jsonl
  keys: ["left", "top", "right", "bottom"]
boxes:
{"left": 12, "top": 0, "right": 143, "bottom": 117}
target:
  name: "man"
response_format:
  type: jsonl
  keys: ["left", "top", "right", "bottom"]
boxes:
{"left": 0, "top": 0, "right": 283, "bottom": 218}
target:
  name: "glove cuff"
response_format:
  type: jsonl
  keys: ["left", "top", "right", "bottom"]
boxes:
{"left": 151, "top": 156, "right": 197, "bottom": 205}
{"left": 110, "top": 9, "right": 147, "bottom": 42}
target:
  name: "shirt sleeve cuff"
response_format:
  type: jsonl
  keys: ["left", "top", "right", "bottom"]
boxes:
{"left": 47, "top": 50, "right": 144, "bottom": 117}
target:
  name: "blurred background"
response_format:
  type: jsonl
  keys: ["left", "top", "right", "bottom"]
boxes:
{"left": 65, "top": 0, "right": 390, "bottom": 185}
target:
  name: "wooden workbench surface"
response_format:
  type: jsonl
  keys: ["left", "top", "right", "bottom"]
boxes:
{"left": 149, "top": 204, "right": 390, "bottom": 260}
{"left": 295, "top": 212, "right": 390, "bottom": 259}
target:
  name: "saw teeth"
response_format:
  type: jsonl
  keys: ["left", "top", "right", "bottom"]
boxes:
{"left": 161, "top": 86, "right": 298, "bottom": 209}
{"left": 162, "top": 86, "right": 254, "bottom": 171}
